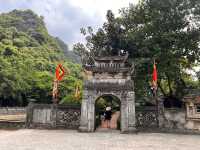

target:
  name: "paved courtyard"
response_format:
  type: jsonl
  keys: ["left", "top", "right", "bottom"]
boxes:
{"left": 0, "top": 129, "right": 200, "bottom": 150}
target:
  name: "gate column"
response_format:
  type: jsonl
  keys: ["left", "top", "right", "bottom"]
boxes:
{"left": 127, "top": 91, "right": 136, "bottom": 132}
{"left": 79, "top": 90, "right": 89, "bottom": 132}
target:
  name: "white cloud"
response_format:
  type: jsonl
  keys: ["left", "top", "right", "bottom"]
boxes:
{"left": 0, "top": 0, "right": 139, "bottom": 49}
{"left": 70, "top": 0, "right": 138, "bottom": 19}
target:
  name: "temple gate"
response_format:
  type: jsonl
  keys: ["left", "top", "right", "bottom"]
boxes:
{"left": 79, "top": 54, "right": 136, "bottom": 133}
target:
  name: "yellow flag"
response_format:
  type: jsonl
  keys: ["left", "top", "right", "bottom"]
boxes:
{"left": 74, "top": 82, "right": 81, "bottom": 99}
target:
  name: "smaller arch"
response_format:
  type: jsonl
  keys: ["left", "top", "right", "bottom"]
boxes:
{"left": 95, "top": 93, "right": 121, "bottom": 103}
{"left": 95, "top": 94, "right": 121, "bottom": 131}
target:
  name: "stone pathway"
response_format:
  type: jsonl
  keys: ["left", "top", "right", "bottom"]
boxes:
{"left": 0, "top": 129, "right": 200, "bottom": 150}
{"left": 100, "top": 111, "right": 120, "bottom": 129}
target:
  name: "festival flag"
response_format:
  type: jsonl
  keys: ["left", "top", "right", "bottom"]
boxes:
{"left": 55, "top": 64, "right": 65, "bottom": 81}
{"left": 52, "top": 64, "right": 70, "bottom": 103}
{"left": 74, "top": 82, "right": 81, "bottom": 99}
{"left": 152, "top": 60, "right": 158, "bottom": 87}
{"left": 52, "top": 79, "right": 58, "bottom": 103}
{"left": 151, "top": 60, "right": 158, "bottom": 97}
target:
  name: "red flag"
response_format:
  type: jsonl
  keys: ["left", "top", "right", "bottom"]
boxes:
{"left": 55, "top": 64, "right": 65, "bottom": 81}
{"left": 152, "top": 61, "right": 157, "bottom": 87}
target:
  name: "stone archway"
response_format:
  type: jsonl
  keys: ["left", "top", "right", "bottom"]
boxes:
{"left": 79, "top": 55, "right": 136, "bottom": 133}
{"left": 79, "top": 90, "right": 136, "bottom": 133}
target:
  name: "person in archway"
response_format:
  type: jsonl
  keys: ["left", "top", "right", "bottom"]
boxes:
{"left": 104, "top": 106, "right": 112, "bottom": 128}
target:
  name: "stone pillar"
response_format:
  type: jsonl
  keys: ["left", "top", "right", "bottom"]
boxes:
{"left": 79, "top": 89, "right": 96, "bottom": 132}
{"left": 120, "top": 91, "right": 136, "bottom": 133}
{"left": 127, "top": 91, "right": 136, "bottom": 132}
{"left": 25, "top": 102, "right": 34, "bottom": 128}
{"left": 157, "top": 97, "right": 165, "bottom": 128}
{"left": 121, "top": 100, "right": 128, "bottom": 132}
{"left": 87, "top": 98, "right": 95, "bottom": 132}
{"left": 79, "top": 90, "right": 89, "bottom": 132}
{"left": 51, "top": 104, "right": 57, "bottom": 128}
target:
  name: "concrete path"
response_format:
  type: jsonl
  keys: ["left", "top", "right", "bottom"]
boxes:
{"left": 0, "top": 129, "right": 200, "bottom": 150}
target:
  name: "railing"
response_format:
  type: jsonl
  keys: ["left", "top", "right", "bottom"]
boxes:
{"left": 136, "top": 107, "right": 158, "bottom": 128}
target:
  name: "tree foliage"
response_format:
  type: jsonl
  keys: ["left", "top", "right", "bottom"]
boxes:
{"left": 0, "top": 10, "right": 82, "bottom": 106}
{"left": 74, "top": 0, "right": 200, "bottom": 103}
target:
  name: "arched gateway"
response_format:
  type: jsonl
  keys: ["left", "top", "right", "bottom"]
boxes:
{"left": 79, "top": 54, "right": 136, "bottom": 133}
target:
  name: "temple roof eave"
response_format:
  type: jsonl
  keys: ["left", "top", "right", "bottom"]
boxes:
{"left": 94, "top": 55, "right": 128, "bottom": 62}
{"left": 83, "top": 65, "right": 132, "bottom": 73}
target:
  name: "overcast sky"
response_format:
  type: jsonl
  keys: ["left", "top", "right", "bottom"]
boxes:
{"left": 0, "top": 0, "right": 139, "bottom": 49}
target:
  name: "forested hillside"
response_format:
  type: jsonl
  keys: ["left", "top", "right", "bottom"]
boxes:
{"left": 0, "top": 9, "right": 82, "bottom": 106}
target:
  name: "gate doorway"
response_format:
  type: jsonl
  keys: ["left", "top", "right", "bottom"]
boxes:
{"left": 95, "top": 94, "right": 121, "bottom": 131}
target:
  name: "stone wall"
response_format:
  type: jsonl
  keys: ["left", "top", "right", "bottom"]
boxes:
{"left": 0, "top": 107, "right": 26, "bottom": 128}
{"left": 26, "top": 103, "right": 81, "bottom": 129}
{"left": 0, "top": 107, "right": 25, "bottom": 115}
{"left": 25, "top": 103, "right": 200, "bottom": 132}
{"left": 163, "top": 108, "right": 200, "bottom": 131}
{"left": 163, "top": 108, "right": 186, "bottom": 129}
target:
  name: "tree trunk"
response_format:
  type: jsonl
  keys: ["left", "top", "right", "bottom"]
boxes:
{"left": 166, "top": 73, "right": 173, "bottom": 96}
{"left": 158, "top": 81, "right": 167, "bottom": 97}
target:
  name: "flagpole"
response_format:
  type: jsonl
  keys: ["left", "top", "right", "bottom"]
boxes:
{"left": 52, "top": 79, "right": 58, "bottom": 104}
{"left": 152, "top": 59, "right": 159, "bottom": 127}
{"left": 155, "top": 83, "right": 159, "bottom": 127}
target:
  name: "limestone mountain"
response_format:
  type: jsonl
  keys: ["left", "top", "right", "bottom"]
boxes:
{"left": 55, "top": 37, "right": 81, "bottom": 63}
{"left": 0, "top": 9, "right": 82, "bottom": 106}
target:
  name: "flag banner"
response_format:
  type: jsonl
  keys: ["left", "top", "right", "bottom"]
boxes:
{"left": 152, "top": 62, "right": 158, "bottom": 88}
{"left": 55, "top": 64, "right": 65, "bottom": 81}
{"left": 74, "top": 82, "right": 81, "bottom": 100}
{"left": 151, "top": 60, "right": 158, "bottom": 97}
{"left": 52, "top": 79, "right": 58, "bottom": 103}
{"left": 52, "top": 64, "right": 70, "bottom": 103}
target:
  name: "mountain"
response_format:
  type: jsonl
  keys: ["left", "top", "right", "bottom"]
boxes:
{"left": 55, "top": 37, "right": 81, "bottom": 63}
{"left": 0, "top": 9, "right": 82, "bottom": 106}
{"left": 0, "top": 9, "right": 80, "bottom": 62}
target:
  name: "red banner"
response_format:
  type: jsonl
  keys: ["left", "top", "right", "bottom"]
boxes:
{"left": 55, "top": 64, "right": 65, "bottom": 81}
{"left": 152, "top": 61, "right": 158, "bottom": 89}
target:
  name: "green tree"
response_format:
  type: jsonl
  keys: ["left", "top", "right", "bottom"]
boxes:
{"left": 74, "top": 0, "right": 200, "bottom": 103}
{"left": 0, "top": 10, "right": 82, "bottom": 106}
